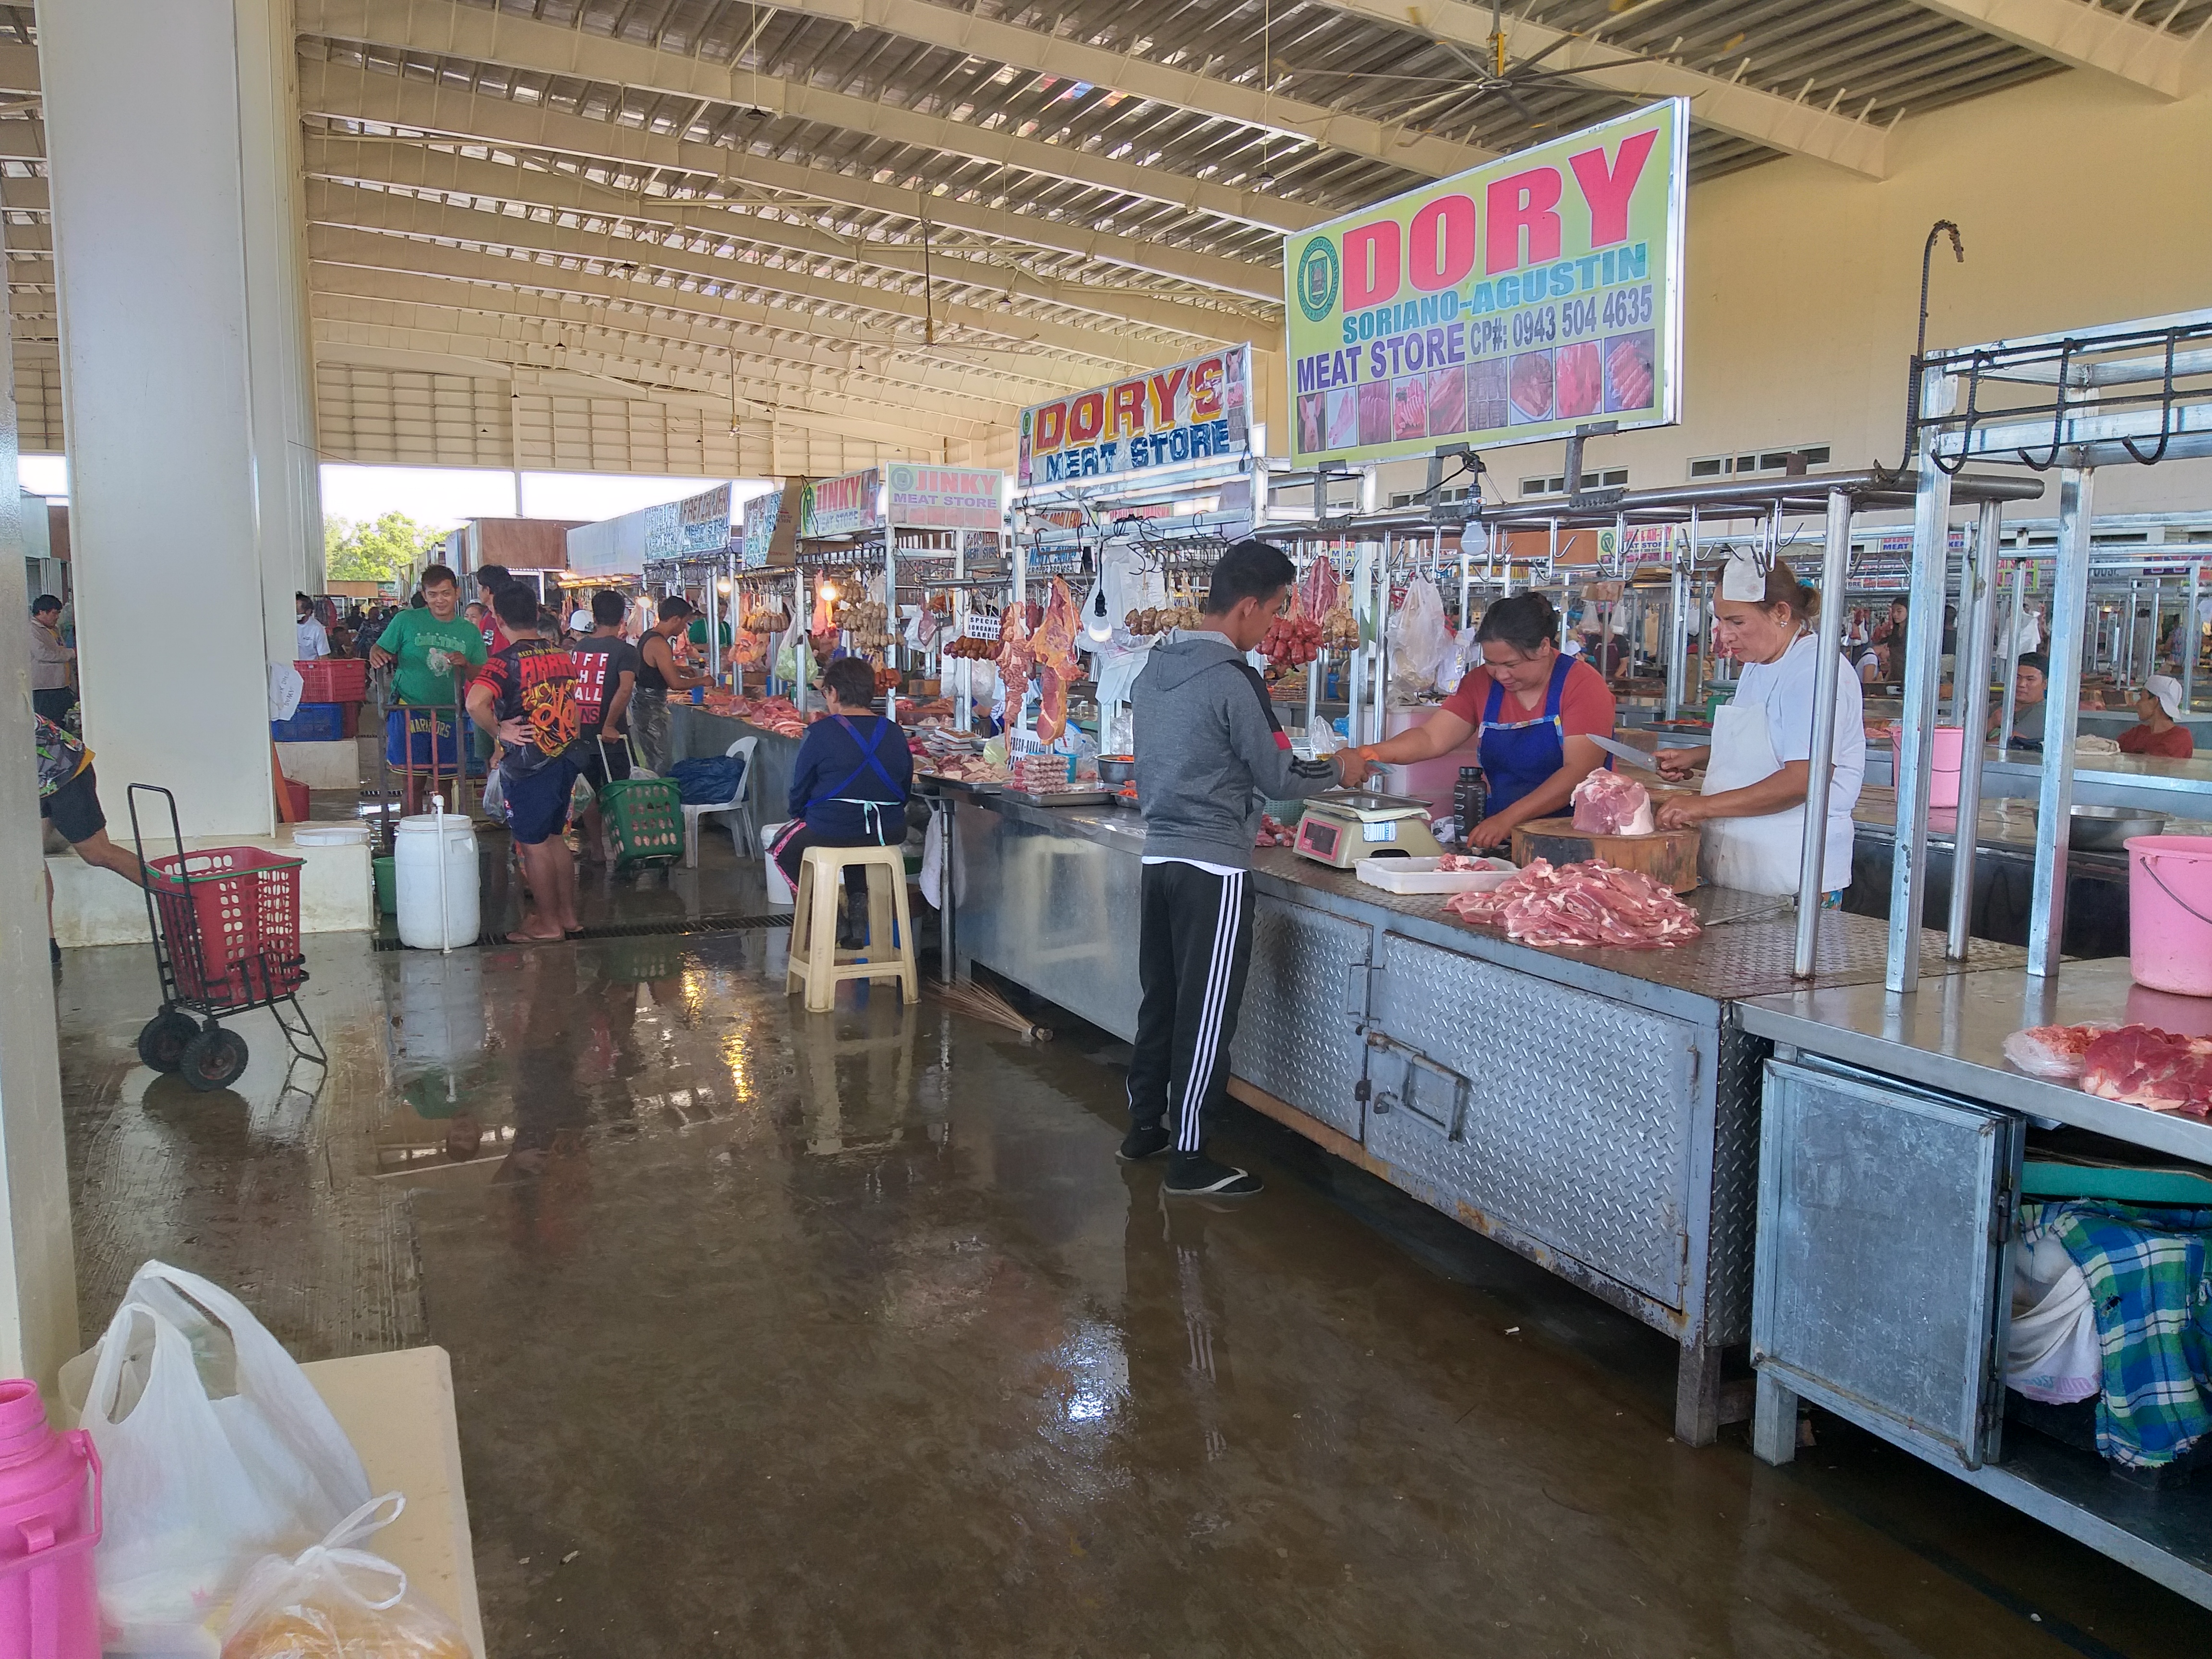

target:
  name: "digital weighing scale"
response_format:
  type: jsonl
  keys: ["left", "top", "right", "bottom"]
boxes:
{"left": 1292, "top": 791, "right": 1445, "bottom": 869}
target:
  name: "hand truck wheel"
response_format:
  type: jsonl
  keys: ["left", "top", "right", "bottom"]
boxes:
{"left": 136, "top": 1010, "right": 200, "bottom": 1073}
{"left": 178, "top": 1025, "right": 250, "bottom": 1092}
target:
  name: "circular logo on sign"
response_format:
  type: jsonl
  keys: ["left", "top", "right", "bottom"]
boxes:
{"left": 890, "top": 465, "right": 916, "bottom": 492}
{"left": 1295, "top": 237, "right": 1339, "bottom": 323}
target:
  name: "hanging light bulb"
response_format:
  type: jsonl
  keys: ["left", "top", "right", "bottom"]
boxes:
{"left": 716, "top": 577, "right": 733, "bottom": 595}
{"left": 1085, "top": 574, "right": 1112, "bottom": 643}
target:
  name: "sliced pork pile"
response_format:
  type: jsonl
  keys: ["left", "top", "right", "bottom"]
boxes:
{"left": 1571, "top": 769, "right": 1655, "bottom": 835}
{"left": 1446, "top": 858, "right": 1701, "bottom": 949}
{"left": 2080, "top": 1026, "right": 2212, "bottom": 1113}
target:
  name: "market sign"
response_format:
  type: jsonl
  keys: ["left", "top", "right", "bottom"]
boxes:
{"left": 886, "top": 464, "right": 1004, "bottom": 531}
{"left": 740, "top": 481, "right": 803, "bottom": 569}
{"left": 1285, "top": 101, "right": 1687, "bottom": 467}
{"left": 641, "top": 499, "right": 683, "bottom": 559}
{"left": 801, "top": 469, "right": 881, "bottom": 539}
{"left": 1016, "top": 346, "right": 1252, "bottom": 490}
{"left": 677, "top": 482, "right": 734, "bottom": 554}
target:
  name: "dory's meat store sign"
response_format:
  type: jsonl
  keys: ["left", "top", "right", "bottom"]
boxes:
{"left": 1287, "top": 101, "right": 1685, "bottom": 466}
{"left": 1018, "top": 347, "right": 1251, "bottom": 488}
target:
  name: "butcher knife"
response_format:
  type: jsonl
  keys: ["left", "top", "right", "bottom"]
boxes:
{"left": 1588, "top": 734, "right": 1665, "bottom": 774}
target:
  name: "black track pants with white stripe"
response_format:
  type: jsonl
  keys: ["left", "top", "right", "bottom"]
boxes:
{"left": 1128, "top": 860, "right": 1255, "bottom": 1156}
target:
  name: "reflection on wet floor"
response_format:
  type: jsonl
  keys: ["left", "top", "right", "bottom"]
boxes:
{"left": 53, "top": 874, "right": 2212, "bottom": 1657}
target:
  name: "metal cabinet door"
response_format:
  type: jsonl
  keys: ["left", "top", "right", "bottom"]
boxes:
{"left": 1754, "top": 1058, "right": 2020, "bottom": 1469}
{"left": 1362, "top": 934, "right": 1699, "bottom": 1308}
{"left": 1229, "top": 896, "right": 1370, "bottom": 1139}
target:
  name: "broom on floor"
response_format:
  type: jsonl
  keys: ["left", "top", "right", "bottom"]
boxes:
{"left": 927, "top": 974, "right": 1053, "bottom": 1043}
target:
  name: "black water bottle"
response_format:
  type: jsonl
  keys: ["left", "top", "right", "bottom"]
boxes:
{"left": 1455, "top": 766, "right": 1487, "bottom": 852}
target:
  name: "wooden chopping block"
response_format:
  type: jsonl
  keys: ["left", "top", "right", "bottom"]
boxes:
{"left": 1510, "top": 816, "right": 1702, "bottom": 893}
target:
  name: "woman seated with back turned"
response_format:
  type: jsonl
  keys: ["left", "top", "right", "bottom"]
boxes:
{"left": 770, "top": 655, "right": 914, "bottom": 938}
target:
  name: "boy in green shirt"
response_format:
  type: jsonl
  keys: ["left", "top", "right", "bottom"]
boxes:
{"left": 370, "top": 563, "right": 487, "bottom": 811}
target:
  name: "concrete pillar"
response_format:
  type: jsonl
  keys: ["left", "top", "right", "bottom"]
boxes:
{"left": 42, "top": 0, "right": 324, "bottom": 836}
{"left": 0, "top": 219, "right": 80, "bottom": 1391}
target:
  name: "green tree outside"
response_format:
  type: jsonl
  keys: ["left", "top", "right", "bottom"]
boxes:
{"left": 324, "top": 512, "right": 447, "bottom": 585}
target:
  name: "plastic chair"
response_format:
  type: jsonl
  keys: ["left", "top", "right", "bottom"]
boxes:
{"left": 785, "top": 843, "right": 918, "bottom": 1012}
{"left": 682, "top": 736, "right": 759, "bottom": 867}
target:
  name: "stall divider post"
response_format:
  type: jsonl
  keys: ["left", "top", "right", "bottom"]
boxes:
{"left": 2185, "top": 561, "right": 2201, "bottom": 712}
{"left": 1946, "top": 500, "right": 2005, "bottom": 961}
{"left": 1348, "top": 541, "right": 1371, "bottom": 745}
{"left": 1792, "top": 488, "right": 1854, "bottom": 978}
{"left": 793, "top": 567, "right": 809, "bottom": 720}
{"left": 707, "top": 574, "right": 722, "bottom": 686}
{"left": 1999, "top": 562, "right": 2025, "bottom": 746}
{"left": 885, "top": 538, "right": 898, "bottom": 721}
{"left": 1884, "top": 385, "right": 1957, "bottom": 995}
{"left": 1303, "top": 549, "right": 1323, "bottom": 747}
{"left": 1373, "top": 535, "right": 1392, "bottom": 745}
{"left": 2150, "top": 575, "right": 2164, "bottom": 684}
{"left": 2027, "top": 464, "right": 2098, "bottom": 979}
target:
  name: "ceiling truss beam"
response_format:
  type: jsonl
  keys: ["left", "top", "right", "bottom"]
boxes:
{"left": 1909, "top": 0, "right": 2189, "bottom": 95}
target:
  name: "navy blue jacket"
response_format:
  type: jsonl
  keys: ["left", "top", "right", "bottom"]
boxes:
{"left": 787, "top": 712, "right": 913, "bottom": 841}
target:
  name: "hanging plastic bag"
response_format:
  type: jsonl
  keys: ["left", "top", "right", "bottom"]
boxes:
{"left": 1387, "top": 575, "right": 1449, "bottom": 700}
{"left": 62, "top": 1263, "right": 372, "bottom": 1651}
{"left": 1436, "top": 620, "right": 1484, "bottom": 696}
{"left": 919, "top": 808, "right": 946, "bottom": 910}
{"left": 219, "top": 1495, "right": 472, "bottom": 1659}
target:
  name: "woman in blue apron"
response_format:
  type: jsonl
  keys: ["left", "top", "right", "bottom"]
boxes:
{"left": 1346, "top": 591, "right": 1616, "bottom": 848}
{"left": 772, "top": 655, "right": 915, "bottom": 914}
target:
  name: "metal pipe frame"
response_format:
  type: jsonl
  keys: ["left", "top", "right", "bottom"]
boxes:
{"left": 1946, "top": 500, "right": 2004, "bottom": 961}
{"left": 2187, "top": 564, "right": 2202, "bottom": 711}
{"left": 1999, "top": 561, "right": 2025, "bottom": 748}
{"left": 1885, "top": 365, "right": 1958, "bottom": 996}
{"left": 2028, "top": 465, "right": 2099, "bottom": 979}
{"left": 1793, "top": 489, "right": 1853, "bottom": 978}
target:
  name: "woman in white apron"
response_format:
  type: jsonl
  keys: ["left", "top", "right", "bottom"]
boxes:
{"left": 1653, "top": 556, "right": 1865, "bottom": 898}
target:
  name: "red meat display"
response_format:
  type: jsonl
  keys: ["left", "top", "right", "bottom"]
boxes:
{"left": 1033, "top": 577, "right": 1081, "bottom": 742}
{"left": 2080, "top": 1026, "right": 2212, "bottom": 1113}
{"left": 1446, "top": 858, "right": 1701, "bottom": 949}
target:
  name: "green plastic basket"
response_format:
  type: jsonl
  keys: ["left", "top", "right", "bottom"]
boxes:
{"left": 602, "top": 776, "right": 684, "bottom": 870}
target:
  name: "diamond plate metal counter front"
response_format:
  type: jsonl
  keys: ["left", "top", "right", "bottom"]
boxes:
{"left": 1230, "top": 896, "right": 1369, "bottom": 1139}
{"left": 1366, "top": 933, "right": 1697, "bottom": 1307}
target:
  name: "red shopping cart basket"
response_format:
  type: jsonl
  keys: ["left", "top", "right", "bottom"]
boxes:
{"left": 148, "top": 846, "right": 306, "bottom": 1005}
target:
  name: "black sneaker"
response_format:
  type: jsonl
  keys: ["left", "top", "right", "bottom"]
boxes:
{"left": 1164, "top": 1154, "right": 1262, "bottom": 1198}
{"left": 1117, "top": 1122, "right": 1171, "bottom": 1163}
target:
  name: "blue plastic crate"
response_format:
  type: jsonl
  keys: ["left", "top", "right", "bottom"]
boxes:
{"left": 272, "top": 703, "right": 346, "bottom": 743}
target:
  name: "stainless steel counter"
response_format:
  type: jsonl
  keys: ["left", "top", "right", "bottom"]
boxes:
{"left": 946, "top": 787, "right": 2026, "bottom": 1447}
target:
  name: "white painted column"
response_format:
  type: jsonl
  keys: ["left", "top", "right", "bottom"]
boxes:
{"left": 42, "top": 0, "right": 324, "bottom": 835}
{"left": 0, "top": 223, "right": 79, "bottom": 1391}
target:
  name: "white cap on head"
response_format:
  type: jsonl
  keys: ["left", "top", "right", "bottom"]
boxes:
{"left": 2145, "top": 674, "right": 2183, "bottom": 721}
{"left": 568, "top": 608, "right": 593, "bottom": 632}
{"left": 1719, "top": 550, "right": 1768, "bottom": 602}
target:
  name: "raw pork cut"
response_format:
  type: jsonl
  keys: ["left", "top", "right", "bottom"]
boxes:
{"left": 1445, "top": 858, "right": 1701, "bottom": 950}
{"left": 2001, "top": 1023, "right": 2118, "bottom": 1081}
{"left": 1571, "top": 769, "right": 1655, "bottom": 835}
{"left": 996, "top": 601, "right": 1034, "bottom": 703}
{"left": 1033, "top": 577, "right": 1081, "bottom": 742}
{"left": 2080, "top": 1026, "right": 2212, "bottom": 1113}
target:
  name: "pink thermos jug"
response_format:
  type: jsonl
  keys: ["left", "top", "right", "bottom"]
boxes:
{"left": 0, "top": 1378, "right": 102, "bottom": 1659}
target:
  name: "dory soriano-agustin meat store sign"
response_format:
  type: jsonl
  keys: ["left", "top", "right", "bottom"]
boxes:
{"left": 1017, "top": 347, "right": 1251, "bottom": 488}
{"left": 1287, "top": 100, "right": 1686, "bottom": 466}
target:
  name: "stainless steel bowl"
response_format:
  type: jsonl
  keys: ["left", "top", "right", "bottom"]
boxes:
{"left": 1095, "top": 756, "right": 1136, "bottom": 786}
{"left": 2069, "top": 803, "right": 2167, "bottom": 851}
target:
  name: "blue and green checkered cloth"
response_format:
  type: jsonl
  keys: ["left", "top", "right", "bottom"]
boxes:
{"left": 2024, "top": 1201, "right": 2212, "bottom": 1469}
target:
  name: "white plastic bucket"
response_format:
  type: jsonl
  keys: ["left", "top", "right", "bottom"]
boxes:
{"left": 395, "top": 812, "right": 480, "bottom": 950}
{"left": 761, "top": 820, "right": 795, "bottom": 907}
{"left": 2128, "top": 834, "right": 2212, "bottom": 997}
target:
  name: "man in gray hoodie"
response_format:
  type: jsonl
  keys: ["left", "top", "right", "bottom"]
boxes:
{"left": 1123, "top": 540, "right": 1365, "bottom": 1196}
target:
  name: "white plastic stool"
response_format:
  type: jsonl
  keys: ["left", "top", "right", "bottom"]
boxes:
{"left": 785, "top": 843, "right": 918, "bottom": 1012}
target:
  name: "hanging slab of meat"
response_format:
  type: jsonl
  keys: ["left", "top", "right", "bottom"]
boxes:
{"left": 996, "top": 600, "right": 1034, "bottom": 704}
{"left": 1571, "top": 769, "right": 1654, "bottom": 835}
{"left": 2001, "top": 1022, "right": 2120, "bottom": 1081}
{"left": 1446, "top": 858, "right": 1701, "bottom": 950}
{"left": 1033, "top": 577, "right": 1082, "bottom": 742}
{"left": 2080, "top": 1026, "right": 2212, "bottom": 1113}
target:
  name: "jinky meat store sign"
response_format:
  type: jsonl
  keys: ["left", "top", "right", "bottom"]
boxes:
{"left": 1286, "top": 101, "right": 1686, "bottom": 467}
{"left": 1017, "top": 347, "right": 1251, "bottom": 490}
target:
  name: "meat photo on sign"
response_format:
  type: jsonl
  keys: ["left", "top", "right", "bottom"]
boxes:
{"left": 1394, "top": 376, "right": 1428, "bottom": 441}
{"left": 1556, "top": 341, "right": 1604, "bottom": 420}
{"left": 1298, "top": 393, "right": 1325, "bottom": 455}
{"left": 1327, "top": 385, "right": 1358, "bottom": 449}
{"left": 1469, "top": 358, "right": 1510, "bottom": 431}
{"left": 1607, "top": 332, "right": 1655, "bottom": 413}
{"left": 1509, "top": 351, "right": 1555, "bottom": 424}
{"left": 1427, "top": 365, "right": 1467, "bottom": 437}
{"left": 1359, "top": 379, "right": 1392, "bottom": 446}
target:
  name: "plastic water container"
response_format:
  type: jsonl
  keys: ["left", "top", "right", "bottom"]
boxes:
{"left": 0, "top": 1378, "right": 101, "bottom": 1659}
{"left": 1890, "top": 724, "right": 1965, "bottom": 808}
{"left": 2128, "top": 834, "right": 2212, "bottom": 997}
{"left": 394, "top": 812, "right": 480, "bottom": 950}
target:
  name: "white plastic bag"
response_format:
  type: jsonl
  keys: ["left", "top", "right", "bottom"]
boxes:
{"left": 2007, "top": 1234, "right": 2101, "bottom": 1404}
{"left": 919, "top": 808, "right": 946, "bottom": 910}
{"left": 267, "top": 663, "right": 304, "bottom": 724}
{"left": 1387, "top": 576, "right": 1449, "bottom": 700}
{"left": 64, "top": 1263, "right": 372, "bottom": 1652}
{"left": 220, "top": 1495, "right": 471, "bottom": 1659}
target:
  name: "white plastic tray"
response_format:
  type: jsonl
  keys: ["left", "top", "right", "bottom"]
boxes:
{"left": 1356, "top": 855, "right": 1516, "bottom": 895}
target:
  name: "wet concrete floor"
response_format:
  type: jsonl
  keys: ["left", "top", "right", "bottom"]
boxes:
{"left": 50, "top": 835, "right": 2212, "bottom": 1658}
